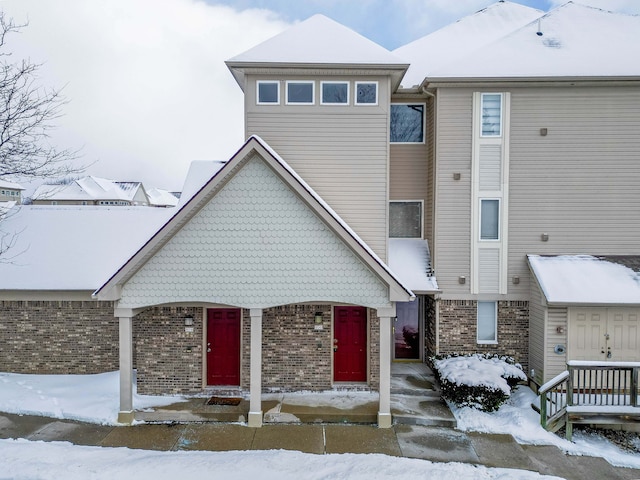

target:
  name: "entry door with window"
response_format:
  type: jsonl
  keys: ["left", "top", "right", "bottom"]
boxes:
{"left": 334, "top": 306, "right": 367, "bottom": 382}
{"left": 206, "top": 308, "right": 241, "bottom": 386}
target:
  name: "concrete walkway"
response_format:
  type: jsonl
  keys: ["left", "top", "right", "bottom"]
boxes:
{"left": 1, "top": 412, "right": 639, "bottom": 480}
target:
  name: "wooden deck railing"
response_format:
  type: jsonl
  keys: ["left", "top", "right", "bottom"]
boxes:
{"left": 539, "top": 361, "right": 640, "bottom": 440}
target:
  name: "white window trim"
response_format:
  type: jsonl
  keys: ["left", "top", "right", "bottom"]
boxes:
{"left": 389, "top": 200, "right": 424, "bottom": 239}
{"left": 477, "top": 301, "right": 498, "bottom": 344}
{"left": 479, "top": 198, "right": 501, "bottom": 242}
{"left": 354, "top": 81, "right": 378, "bottom": 106}
{"left": 480, "top": 92, "right": 503, "bottom": 138}
{"left": 286, "top": 80, "right": 315, "bottom": 105}
{"left": 320, "top": 81, "right": 349, "bottom": 105}
{"left": 256, "top": 81, "right": 280, "bottom": 105}
{"left": 390, "top": 103, "right": 426, "bottom": 144}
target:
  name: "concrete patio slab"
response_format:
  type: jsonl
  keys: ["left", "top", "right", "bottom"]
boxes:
{"left": 100, "top": 423, "right": 185, "bottom": 451}
{"left": 251, "top": 424, "right": 324, "bottom": 454}
{"left": 176, "top": 423, "right": 255, "bottom": 451}
{"left": 324, "top": 425, "right": 401, "bottom": 456}
{"left": 392, "top": 395, "right": 456, "bottom": 427}
{"left": 394, "top": 424, "right": 480, "bottom": 463}
{"left": 135, "top": 397, "right": 250, "bottom": 423}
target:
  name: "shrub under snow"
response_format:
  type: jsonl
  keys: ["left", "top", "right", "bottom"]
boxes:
{"left": 432, "top": 353, "right": 527, "bottom": 412}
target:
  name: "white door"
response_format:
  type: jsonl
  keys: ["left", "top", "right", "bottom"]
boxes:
{"left": 569, "top": 308, "right": 640, "bottom": 361}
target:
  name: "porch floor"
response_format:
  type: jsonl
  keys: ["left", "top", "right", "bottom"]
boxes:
{"left": 135, "top": 363, "right": 455, "bottom": 427}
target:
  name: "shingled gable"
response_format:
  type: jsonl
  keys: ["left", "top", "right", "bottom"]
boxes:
{"left": 225, "top": 14, "right": 409, "bottom": 91}
{"left": 94, "top": 135, "right": 414, "bottom": 307}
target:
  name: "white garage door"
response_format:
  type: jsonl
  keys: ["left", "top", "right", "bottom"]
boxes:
{"left": 569, "top": 307, "right": 640, "bottom": 362}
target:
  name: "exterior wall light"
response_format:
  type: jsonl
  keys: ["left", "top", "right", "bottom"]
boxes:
{"left": 314, "top": 312, "right": 323, "bottom": 324}
{"left": 184, "top": 316, "right": 194, "bottom": 326}
{"left": 458, "top": 276, "right": 466, "bottom": 285}
{"left": 541, "top": 233, "right": 549, "bottom": 242}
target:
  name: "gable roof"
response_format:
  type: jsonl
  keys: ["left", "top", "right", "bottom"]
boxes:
{"left": 226, "top": 14, "right": 409, "bottom": 91}
{"left": 0, "top": 179, "right": 25, "bottom": 190}
{"left": 528, "top": 254, "right": 640, "bottom": 306}
{"left": 94, "top": 136, "right": 414, "bottom": 306}
{"left": 394, "top": 1, "right": 543, "bottom": 87}
{"left": 32, "top": 176, "right": 146, "bottom": 203}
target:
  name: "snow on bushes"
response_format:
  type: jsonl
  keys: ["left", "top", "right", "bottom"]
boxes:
{"left": 432, "top": 353, "right": 527, "bottom": 412}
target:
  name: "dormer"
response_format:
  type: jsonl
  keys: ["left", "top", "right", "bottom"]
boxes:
{"left": 225, "top": 15, "right": 409, "bottom": 260}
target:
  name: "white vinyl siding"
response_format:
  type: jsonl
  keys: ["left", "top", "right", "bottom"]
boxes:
{"left": 478, "top": 144, "right": 502, "bottom": 191}
{"left": 478, "top": 249, "right": 500, "bottom": 293}
{"left": 528, "top": 277, "right": 546, "bottom": 384}
{"left": 546, "top": 307, "right": 568, "bottom": 381}
{"left": 246, "top": 75, "right": 390, "bottom": 259}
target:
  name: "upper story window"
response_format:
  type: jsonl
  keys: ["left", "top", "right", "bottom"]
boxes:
{"left": 389, "top": 201, "right": 422, "bottom": 238}
{"left": 321, "top": 81, "right": 349, "bottom": 105}
{"left": 390, "top": 104, "right": 425, "bottom": 143}
{"left": 355, "top": 81, "right": 377, "bottom": 105}
{"left": 481, "top": 93, "right": 502, "bottom": 137}
{"left": 286, "top": 81, "right": 314, "bottom": 105}
{"left": 257, "top": 81, "right": 279, "bottom": 104}
{"left": 480, "top": 198, "right": 500, "bottom": 240}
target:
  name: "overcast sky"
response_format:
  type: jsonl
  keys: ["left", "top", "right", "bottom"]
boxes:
{"left": 2, "top": 0, "right": 639, "bottom": 192}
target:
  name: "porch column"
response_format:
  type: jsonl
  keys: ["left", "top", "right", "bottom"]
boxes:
{"left": 377, "top": 305, "right": 395, "bottom": 428}
{"left": 248, "top": 308, "right": 263, "bottom": 427}
{"left": 117, "top": 312, "right": 134, "bottom": 424}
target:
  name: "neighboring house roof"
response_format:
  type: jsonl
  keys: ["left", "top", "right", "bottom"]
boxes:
{"left": 145, "top": 187, "right": 179, "bottom": 208}
{"left": 226, "top": 14, "right": 409, "bottom": 91}
{"left": 394, "top": 0, "right": 543, "bottom": 87}
{"left": 0, "top": 205, "right": 174, "bottom": 291}
{"left": 32, "top": 176, "right": 145, "bottom": 203}
{"left": 95, "top": 136, "right": 415, "bottom": 308}
{"left": 388, "top": 239, "right": 439, "bottom": 294}
{"left": 0, "top": 179, "right": 25, "bottom": 190}
{"left": 395, "top": 1, "right": 640, "bottom": 85}
{"left": 177, "top": 161, "right": 226, "bottom": 208}
{"left": 527, "top": 255, "right": 640, "bottom": 306}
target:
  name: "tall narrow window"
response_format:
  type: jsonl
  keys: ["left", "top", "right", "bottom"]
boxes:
{"left": 286, "top": 81, "right": 314, "bottom": 104}
{"left": 355, "top": 82, "right": 377, "bottom": 105}
{"left": 321, "top": 81, "right": 348, "bottom": 105}
{"left": 481, "top": 93, "right": 502, "bottom": 137}
{"left": 390, "top": 104, "right": 425, "bottom": 143}
{"left": 477, "top": 301, "right": 497, "bottom": 343}
{"left": 480, "top": 199, "right": 500, "bottom": 240}
{"left": 257, "top": 81, "right": 279, "bottom": 104}
{"left": 389, "top": 201, "right": 422, "bottom": 238}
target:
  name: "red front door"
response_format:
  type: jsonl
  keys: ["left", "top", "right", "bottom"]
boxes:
{"left": 207, "top": 308, "right": 241, "bottom": 386}
{"left": 334, "top": 306, "right": 367, "bottom": 382}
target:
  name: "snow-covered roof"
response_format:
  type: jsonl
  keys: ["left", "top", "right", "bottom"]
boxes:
{"left": 395, "top": 2, "right": 640, "bottom": 85}
{"left": 528, "top": 254, "right": 640, "bottom": 306}
{"left": 32, "top": 176, "right": 144, "bottom": 203}
{"left": 388, "top": 239, "right": 439, "bottom": 293}
{"left": 226, "top": 14, "right": 408, "bottom": 91}
{"left": 146, "top": 187, "right": 179, "bottom": 207}
{"left": 0, "top": 205, "right": 174, "bottom": 291}
{"left": 177, "top": 161, "right": 226, "bottom": 208}
{"left": 394, "top": 1, "right": 543, "bottom": 87}
{"left": 0, "top": 179, "right": 25, "bottom": 190}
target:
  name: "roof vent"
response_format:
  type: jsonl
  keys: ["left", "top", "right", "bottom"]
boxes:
{"left": 536, "top": 19, "right": 543, "bottom": 36}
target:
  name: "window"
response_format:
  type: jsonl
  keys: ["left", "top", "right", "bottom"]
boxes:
{"left": 257, "top": 81, "right": 279, "bottom": 104}
{"left": 481, "top": 93, "right": 502, "bottom": 137}
{"left": 391, "top": 104, "right": 425, "bottom": 143}
{"left": 286, "top": 81, "right": 314, "bottom": 104}
{"left": 321, "top": 81, "right": 349, "bottom": 105}
{"left": 389, "top": 201, "right": 422, "bottom": 238}
{"left": 477, "top": 301, "right": 497, "bottom": 343}
{"left": 355, "top": 82, "right": 377, "bottom": 105}
{"left": 480, "top": 199, "right": 500, "bottom": 240}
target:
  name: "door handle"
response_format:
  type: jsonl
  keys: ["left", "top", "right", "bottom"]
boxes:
{"left": 333, "top": 346, "right": 338, "bottom": 352}
{"left": 607, "top": 347, "right": 612, "bottom": 359}
{"left": 207, "top": 348, "right": 211, "bottom": 353}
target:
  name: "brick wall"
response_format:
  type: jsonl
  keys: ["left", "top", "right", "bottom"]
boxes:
{"left": 0, "top": 300, "right": 118, "bottom": 374}
{"left": 438, "top": 299, "right": 529, "bottom": 369}
{"left": 133, "top": 306, "right": 203, "bottom": 395}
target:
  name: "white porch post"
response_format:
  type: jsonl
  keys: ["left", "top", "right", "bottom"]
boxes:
{"left": 117, "top": 311, "right": 134, "bottom": 424}
{"left": 248, "top": 308, "right": 263, "bottom": 427}
{"left": 377, "top": 305, "right": 395, "bottom": 428}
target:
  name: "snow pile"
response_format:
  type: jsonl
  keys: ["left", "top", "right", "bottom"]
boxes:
{"left": 0, "top": 439, "right": 565, "bottom": 480}
{"left": 434, "top": 354, "right": 526, "bottom": 395}
{"left": 0, "top": 371, "right": 182, "bottom": 425}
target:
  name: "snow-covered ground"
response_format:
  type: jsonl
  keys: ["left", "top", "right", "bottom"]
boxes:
{"left": 0, "top": 370, "right": 638, "bottom": 479}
